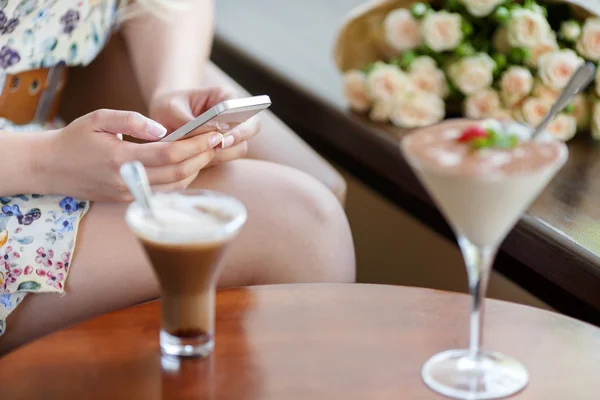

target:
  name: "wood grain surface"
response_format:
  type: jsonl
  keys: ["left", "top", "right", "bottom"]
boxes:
{"left": 1, "top": 284, "right": 599, "bottom": 399}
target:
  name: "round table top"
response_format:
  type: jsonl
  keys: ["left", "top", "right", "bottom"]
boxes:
{"left": 1, "top": 283, "right": 600, "bottom": 399}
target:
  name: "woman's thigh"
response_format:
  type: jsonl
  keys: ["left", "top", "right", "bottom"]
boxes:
{"left": 0, "top": 159, "right": 355, "bottom": 354}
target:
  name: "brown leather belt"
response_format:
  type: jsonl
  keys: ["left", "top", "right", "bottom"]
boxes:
{"left": 0, "top": 63, "right": 68, "bottom": 125}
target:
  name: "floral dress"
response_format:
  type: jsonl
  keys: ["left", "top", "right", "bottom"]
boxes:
{"left": 0, "top": 0, "right": 124, "bottom": 336}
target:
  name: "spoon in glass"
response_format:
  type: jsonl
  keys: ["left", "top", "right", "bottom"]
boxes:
{"left": 119, "top": 160, "right": 156, "bottom": 219}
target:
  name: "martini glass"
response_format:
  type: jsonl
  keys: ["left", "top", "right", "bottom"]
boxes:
{"left": 401, "top": 119, "right": 568, "bottom": 399}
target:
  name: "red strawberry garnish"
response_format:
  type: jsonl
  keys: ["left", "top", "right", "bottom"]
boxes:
{"left": 458, "top": 126, "right": 488, "bottom": 143}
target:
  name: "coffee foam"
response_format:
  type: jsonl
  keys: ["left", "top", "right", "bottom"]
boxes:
{"left": 126, "top": 192, "right": 246, "bottom": 245}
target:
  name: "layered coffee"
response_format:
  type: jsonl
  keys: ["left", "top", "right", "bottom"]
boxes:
{"left": 125, "top": 191, "right": 247, "bottom": 357}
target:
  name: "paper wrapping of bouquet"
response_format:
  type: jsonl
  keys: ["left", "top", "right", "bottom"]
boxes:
{"left": 333, "top": 0, "right": 599, "bottom": 72}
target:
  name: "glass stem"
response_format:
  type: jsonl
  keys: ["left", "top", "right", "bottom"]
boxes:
{"left": 458, "top": 237, "right": 497, "bottom": 361}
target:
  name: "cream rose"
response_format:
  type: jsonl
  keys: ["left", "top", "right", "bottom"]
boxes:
{"left": 576, "top": 18, "right": 600, "bottom": 61}
{"left": 546, "top": 114, "right": 577, "bottom": 141}
{"left": 499, "top": 66, "right": 533, "bottom": 108}
{"left": 538, "top": 49, "right": 584, "bottom": 90}
{"left": 409, "top": 55, "right": 438, "bottom": 71}
{"left": 526, "top": 35, "right": 559, "bottom": 68}
{"left": 369, "top": 100, "right": 392, "bottom": 123}
{"left": 464, "top": 88, "right": 501, "bottom": 119}
{"left": 408, "top": 59, "right": 449, "bottom": 98}
{"left": 421, "top": 11, "right": 463, "bottom": 52}
{"left": 519, "top": 97, "right": 552, "bottom": 127}
{"left": 459, "top": 0, "right": 504, "bottom": 17}
{"left": 592, "top": 100, "right": 600, "bottom": 140}
{"left": 560, "top": 20, "right": 582, "bottom": 42}
{"left": 384, "top": 8, "right": 423, "bottom": 52}
{"left": 390, "top": 91, "right": 445, "bottom": 128}
{"left": 507, "top": 8, "right": 552, "bottom": 48}
{"left": 366, "top": 63, "right": 414, "bottom": 102}
{"left": 532, "top": 78, "right": 560, "bottom": 101}
{"left": 447, "top": 53, "right": 496, "bottom": 95}
{"left": 342, "top": 69, "right": 370, "bottom": 112}
{"left": 571, "top": 94, "right": 590, "bottom": 130}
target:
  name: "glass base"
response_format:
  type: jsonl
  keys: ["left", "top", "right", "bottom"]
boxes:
{"left": 160, "top": 330, "right": 214, "bottom": 358}
{"left": 421, "top": 349, "right": 528, "bottom": 399}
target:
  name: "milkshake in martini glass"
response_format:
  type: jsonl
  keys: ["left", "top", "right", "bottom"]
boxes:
{"left": 401, "top": 118, "right": 568, "bottom": 399}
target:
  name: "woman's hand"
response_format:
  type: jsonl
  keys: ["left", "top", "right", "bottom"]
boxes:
{"left": 149, "top": 87, "right": 261, "bottom": 165}
{"left": 40, "top": 109, "right": 223, "bottom": 202}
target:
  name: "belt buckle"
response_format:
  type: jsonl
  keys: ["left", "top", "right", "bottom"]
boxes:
{"left": 33, "top": 61, "right": 66, "bottom": 124}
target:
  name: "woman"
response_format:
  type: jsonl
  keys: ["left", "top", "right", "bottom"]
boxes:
{"left": 0, "top": 0, "right": 355, "bottom": 354}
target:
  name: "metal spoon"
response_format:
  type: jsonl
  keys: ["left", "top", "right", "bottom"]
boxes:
{"left": 119, "top": 161, "right": 156, "bottom": 219}
{"left": 532, "top": 62, "right": 596, "bottom": 139}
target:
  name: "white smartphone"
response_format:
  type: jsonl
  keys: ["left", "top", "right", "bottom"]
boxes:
{"left": 160, "top": 95, "right": 272, "bottom": 142}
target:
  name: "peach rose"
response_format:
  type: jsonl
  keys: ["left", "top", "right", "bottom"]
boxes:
{"left": 369, "top": 100, "right": 392, "bottom": 123}
{"left": 459, "top": 0, "right": 504, "bottom": 17}
{"left": 390, "top": 91, "right": 445, "bottom": 128}
{"left": 507, "top": 8, "right": 552, "bottom": 48}
{"left": 408, "top": 57, "right": 449, "bottom": 98}
{"left": 518, "top": 96, "right": 552, "bottom": 126}
{"left": 538, "top": 49, "right": 584, "bottom": 90}
{"left": 409, "top": 55, "right": 438, "bottom": 71}
{"left": 421, "top": 11, "right": 463, "bottom": 52}
{"left": 576, "top": 18, "right": 600, "bottom": 61}
{"left": 526, "top": 35, "right": 559, "bottom": 68}
{"left": 532, "top": 78, "right": 560, "bottom": 101}
{"left": 342, "top": 69, "right": 370, "bottom": 112}
{"left": 384, "top": 8, "right": 423, "bottom": 52}
{"left": 448, "top": 53, "right": 496, "bottom": 95}
{"left": 547, "top": 114, "right": 577, "bottom": 141}
{"left": 366, "top": 63, "right": 414, "bottom": 102}
{"left": 464, "top": 88, "right": 501, "bottom": 119}
{"left": 499, "top": 66, "right": 533, "bottom": 108}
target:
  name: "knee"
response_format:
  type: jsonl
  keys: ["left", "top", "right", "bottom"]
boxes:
{"left": 264, "top": 164, "right": 356, "bottom": 283}
{"left": 328, "top": 171, "right": 348, "bottom": 206}
{"left": 202, "top": 160, "right": 356, "bottom": 284}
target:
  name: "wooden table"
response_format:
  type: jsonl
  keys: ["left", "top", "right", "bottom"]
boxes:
{"left": 1, "top": 284, "right": 599, "bottom": 399}
{"left": 211, "top": 0, "right": 600, "bottom": 323}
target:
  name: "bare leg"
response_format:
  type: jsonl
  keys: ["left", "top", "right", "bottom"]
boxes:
{"left": 0, "top": 160, "right": 355, "bottom": 354}
{"left": 203, "top": 63, "right": 348, "bottom": 204}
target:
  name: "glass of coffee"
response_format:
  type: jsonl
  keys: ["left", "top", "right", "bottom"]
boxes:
{"left": 125, "top": 189, "right": 247, "bottom": 358}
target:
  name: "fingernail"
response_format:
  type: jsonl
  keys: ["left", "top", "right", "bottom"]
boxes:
{"left": 147, "top": 120, "right": 167, "bottom": 138}
{"left": 222, "top": 134, "right": 235, "bottom": 149}
{"left": 210, "top": 132, "right": 224, "bottom": 147}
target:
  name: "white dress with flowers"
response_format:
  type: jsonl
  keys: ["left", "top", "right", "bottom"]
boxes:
{"left": 0, "top": 0, "right": 124, "bottom": 336}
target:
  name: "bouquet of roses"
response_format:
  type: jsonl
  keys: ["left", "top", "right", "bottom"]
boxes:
{"left": 338, "top": 0, "right": 600, "bottom": 141}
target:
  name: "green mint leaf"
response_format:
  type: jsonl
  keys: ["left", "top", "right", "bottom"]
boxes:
{"left": 469, "top": 137, "right": 491, "bottom": 149}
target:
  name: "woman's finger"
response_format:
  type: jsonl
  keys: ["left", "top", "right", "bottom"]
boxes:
{"left": 151, "top": 174, "right": 198, "bottom": 193}
{"left": 211, "top": 142, "right": 249, "bottom": 164}
{"left": 85, "top": 109, "right": 168, "bottom": 141}
{"left": 145, "top": 150, "right": 215, "bottom": 185}
{"left": 221, "top": 115, "right": 261, "bottom": 149}
{"left": 125, "top": 131, "right": 223, "bottom": 167}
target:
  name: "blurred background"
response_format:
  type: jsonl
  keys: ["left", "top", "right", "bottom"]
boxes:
{"left": 212, "top": 0, "right": 550, "bottom": 310}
